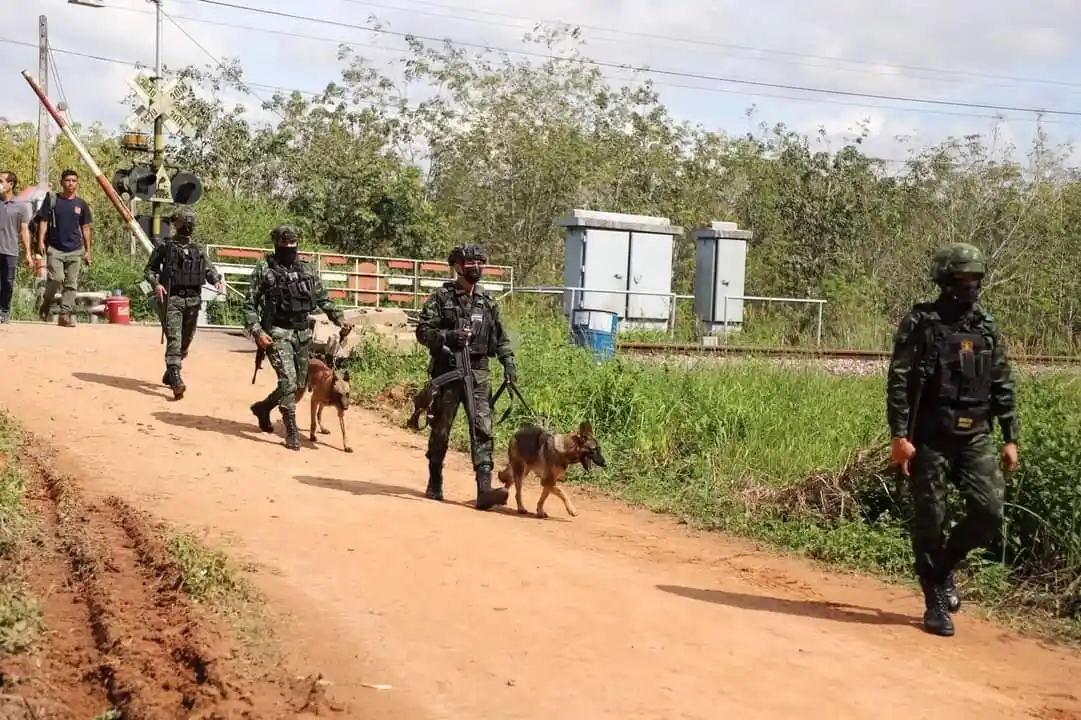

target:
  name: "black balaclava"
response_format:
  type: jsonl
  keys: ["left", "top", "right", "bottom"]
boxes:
{"left": 461, "top": 263, "right": 483, "bottom": 284}
{"left": 939, "top": 274, "right": 981, "bottom": 315}
{"left": 271, "top": 225, "right": 299, "bottom": 265}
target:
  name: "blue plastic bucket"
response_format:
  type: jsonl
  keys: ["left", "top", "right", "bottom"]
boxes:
{"left": 570, "top": 308, "right": 620, "bottom": 363}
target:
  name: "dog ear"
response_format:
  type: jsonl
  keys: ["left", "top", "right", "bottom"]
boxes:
{"left": 578, "top": 421, "right": 592, "bottom": 439}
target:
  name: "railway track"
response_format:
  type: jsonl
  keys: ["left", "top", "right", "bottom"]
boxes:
{"left": 616, "top": 341, "right": 1081, "bottom": 366}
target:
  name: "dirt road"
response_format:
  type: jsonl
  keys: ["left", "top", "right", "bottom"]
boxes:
{"left": 1, "top": 321, "right": 1079, "bottom": 719}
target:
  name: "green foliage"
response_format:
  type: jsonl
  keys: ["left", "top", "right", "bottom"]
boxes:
{"left": 350, "top": 307, "right": 1081, "bottom": 626}
{"left": 0, "top": 412, "right": 45, "bottom": 655}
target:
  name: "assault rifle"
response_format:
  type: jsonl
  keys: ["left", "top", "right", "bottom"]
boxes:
{"left": 894, "top": 317, "right": 934, "bottom": 510}
{"left": 251, "top": 298, "right": 274, "bottom": 385}
{"left": 158, "top": 276, "right": 171, "bottom": 346}
{"left": 406, "top": 320, "right": 477, "bottom": 453}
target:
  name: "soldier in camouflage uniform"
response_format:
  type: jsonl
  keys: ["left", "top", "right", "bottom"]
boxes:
{"left": 144, "top": 207, "right": 223, "bottom": 400}
{"left": 886, "top": 242, "right": 1020, "bottom": 637}
{"left": 243, "top": 226, "right": 352, "bottom": 450}
{"left": 415, "top": 243, "right": 517, "bottom": 510}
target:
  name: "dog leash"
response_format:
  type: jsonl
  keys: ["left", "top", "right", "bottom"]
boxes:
{"left": 492, "top": 379, "right": 538, "bottom": 425}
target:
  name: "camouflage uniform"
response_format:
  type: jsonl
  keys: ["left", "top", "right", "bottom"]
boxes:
{"left": 144, "top": 208, "right": 221, "bottom": 400}
{"left": 886, "top": 242, "right": 1018, "bottom": 637}
{"left": 415, "top": 243, "right": 517, "bottom": 509}
{"left": 242, "top": 225, "right": 349, "bottom": 450}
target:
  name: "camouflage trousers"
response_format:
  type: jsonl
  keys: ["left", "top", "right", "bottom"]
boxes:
{"left": 260, "top": 326, "right": 311, "bottom": 413}
{"left": 908, "top": 432, "right": 1005, "bottom": 582}
{"left": 163, "top": 294, "right": 202, "bottom": 368}
{"left": 426, "top": 367, "right": 493, "bottom": 470}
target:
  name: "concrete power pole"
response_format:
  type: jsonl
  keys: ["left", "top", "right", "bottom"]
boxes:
{"left": 150, "top": 0, "right": 165, "bottom": 242}
{"left": 36, "top": 15, "right": 49, "bottom": 188}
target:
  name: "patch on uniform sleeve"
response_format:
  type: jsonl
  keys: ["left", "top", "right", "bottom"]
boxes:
{"left": 960, "top": 339, "right": 973, "bottom": 352}
{"left": 955, "top": 416, "right": 973, "bottom": 429}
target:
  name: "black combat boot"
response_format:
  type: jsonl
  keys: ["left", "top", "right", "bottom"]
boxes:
{"left": 425, "top": 461, "right": 444, "bottom": 501}
{"left": 945, "top": 571, "right": 961, "bottom": 613}
{"left": 250, "top": 400, "right": 275, "bottom": 433}
{"left": 919, "top": 576, "right": 955, "bottom": 637}
{"left": 474, "top": 465, "right": 509, "bottom": 510}
{"left": 164, "top": 366, "right": 185, "bottom": 400}
{"left": 280, "top": 408, "right": 301, "bottom": 450}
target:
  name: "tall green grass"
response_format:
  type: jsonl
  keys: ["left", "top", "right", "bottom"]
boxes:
{"left": 348, "top": 308, "right": 1081, "bottom": 633}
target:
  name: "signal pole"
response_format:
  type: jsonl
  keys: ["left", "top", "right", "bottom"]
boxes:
{"left": 36, "top": 15, "right": 49, "bottom": 188}
{"left": 150, "top": 0, "right": 166, "bottom": 242}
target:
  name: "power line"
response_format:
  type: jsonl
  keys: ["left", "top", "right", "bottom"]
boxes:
{"left": 324, "top": 0, "right": 1081, "bottom": 91}
{"left": 159, "top": 6, "right": 289, "bottom": 122}
{"left": 190, "top": 0, "right": 1081, "bottom": 118}
{"left": 0, "top": 37, "right": 1039, "bottom": 166}
{"left": 98, "top": 5, "right": 1081, "bottom": 126}
{"left": 0, "top": 38, "right": 320, "bottom": 98}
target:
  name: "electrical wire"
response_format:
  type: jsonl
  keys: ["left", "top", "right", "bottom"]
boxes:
{"left": 187, "top": 0, "right": 1081, "bottom": 118}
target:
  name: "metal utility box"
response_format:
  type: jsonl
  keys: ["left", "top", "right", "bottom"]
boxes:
{"left": 693, "top": 221, "right": 753, "bottom": 336}
{"left": 555, "top": 209, "right": 683, "bottom": 332}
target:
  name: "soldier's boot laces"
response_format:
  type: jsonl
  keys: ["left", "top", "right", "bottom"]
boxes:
{"left": 250, "top": 400, "right": 275, "bottom": 433}
{"left": 425, "top": 462, "right": 444, "bottom": 501}
{"left": 920, "top": 577, "right": 955, "bottom": 637}
{"left": 945, "top": 572, "right": 961, "bottom": 613}
{"left": 165, "top": 366, "right": 185, "bottom": 400}
{"left": 474, "top": 465, "right": 508, "bottom": 511}
{"left": 281, "top": 408, "right": 301, "bottom": 451}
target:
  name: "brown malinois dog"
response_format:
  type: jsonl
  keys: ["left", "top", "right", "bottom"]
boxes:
{"left": 496, "top": 422, "right": 606, "bottom": 519}
{"left": 295, "top": 358, "right": 353, "bottom": 452}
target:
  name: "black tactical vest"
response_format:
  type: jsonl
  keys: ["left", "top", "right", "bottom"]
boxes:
{"left": 923, "top": 313, "right": 994, "bottom": 438}
{"left": 164, "top": 241, "right": 207, "bottom": 291}
{"left": 267, "top": 258, "right": 316, "bottom": 328}
{"left": 429, "top": 286, "right": 497, "bottom": 375}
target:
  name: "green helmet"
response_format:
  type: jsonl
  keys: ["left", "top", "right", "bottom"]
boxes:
{"left": 270, "top": 225, "right": 299, "bottom": 247}
{"left": 448, "top": 243, "right": 488, "bottom": 266}
{"left": 931, "top": 243, "right": 986, "bottom": 285}
{"left": 169, "top": 207, "right": 196, "bottom": 236}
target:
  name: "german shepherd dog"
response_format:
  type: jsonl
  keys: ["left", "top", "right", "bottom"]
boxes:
{"left": 496, "top": 422, "right": 606, "bottom": 519}
{"left": 295, "top": 358, "right": 353, "bottom": 453}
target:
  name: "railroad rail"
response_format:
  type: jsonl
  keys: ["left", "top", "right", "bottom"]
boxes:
{"left": 615, "top": 341, "right": 1081, "bottom": 366}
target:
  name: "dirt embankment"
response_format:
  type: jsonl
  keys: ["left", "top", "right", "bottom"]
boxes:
{"left": 0, "top": 428, "right": 343, "bottom": 719}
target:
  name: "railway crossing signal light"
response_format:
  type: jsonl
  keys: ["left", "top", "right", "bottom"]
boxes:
{"left": 111, "top": 166, "right": 203, "bottom": 205}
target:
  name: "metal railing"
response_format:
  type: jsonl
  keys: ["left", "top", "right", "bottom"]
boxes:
{"left": 508, "top": 285, "right": 692, "bottom": 335}
{"left": 504, "top": 286, "right": 828, "bottom": 343}
{"left": 199, "top": 245, "right": 515, "bottom": 328}
{"left": 719, "top": 294, "right": 828, "bottom": 346}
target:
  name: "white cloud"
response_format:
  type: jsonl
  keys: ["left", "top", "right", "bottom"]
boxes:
{"left": 2, "top": 0, "right": 1079, "bottom": 169}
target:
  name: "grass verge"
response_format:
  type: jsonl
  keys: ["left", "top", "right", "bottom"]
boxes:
{"left": 0, "top": 412, "right": 44, "bottom": 656}
{"left": 347, "top": 308, "right": 1081, "bottom": 644}
{"left": 165, "top": 530, "right": 281, "bottom": 668}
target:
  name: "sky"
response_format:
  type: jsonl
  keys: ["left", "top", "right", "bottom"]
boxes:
{"left": 2, "top": 0, "right": 1081, "bottom": 171}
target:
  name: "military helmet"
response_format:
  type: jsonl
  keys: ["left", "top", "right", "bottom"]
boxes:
{"left": 169, "top": 207, "right": 196, "bottom": 235}
{"left": 931, "top": 242, "right": 986, "bottom": 284}
{"left": 447, "top": 242, "right": 488, "bottom": 266}
{"left": 270, "top": 225, "right": 299, "bottom": 247}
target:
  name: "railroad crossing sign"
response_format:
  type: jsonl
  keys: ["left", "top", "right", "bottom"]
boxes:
{"left": 122, "top": 71, "right": 196, "bottom": 137}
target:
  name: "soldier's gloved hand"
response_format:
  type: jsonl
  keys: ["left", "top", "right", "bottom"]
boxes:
{"left": 890, "top": 436, "right": 916, "bottom": 476}
{"left": 444, "top": 329, "right": 469, "bottom": 350}
{"left": 502, "top": 358, "right": 517, "bottom": 384}
{"left": 1001, "top": 442, "right": 1019, "bottom": 472}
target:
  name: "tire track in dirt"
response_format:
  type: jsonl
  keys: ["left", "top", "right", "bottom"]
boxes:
{"left": 2, "top": 429, "right": 344, "bottom": 719}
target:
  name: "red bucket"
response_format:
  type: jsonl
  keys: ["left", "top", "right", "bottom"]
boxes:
{"left": 104, "top": 296, "right": 131, "bottom": 325}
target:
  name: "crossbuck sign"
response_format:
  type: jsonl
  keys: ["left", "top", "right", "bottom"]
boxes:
{"left": 123, "top": 71, "right": 196, "bottom": 137}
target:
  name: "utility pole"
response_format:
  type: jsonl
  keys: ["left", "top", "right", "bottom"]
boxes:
{"left": 36, "top": 15, "right": 49, "bottom": 188}
{"left": 150, "top": 0, "right": 166, "bottom": 242}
